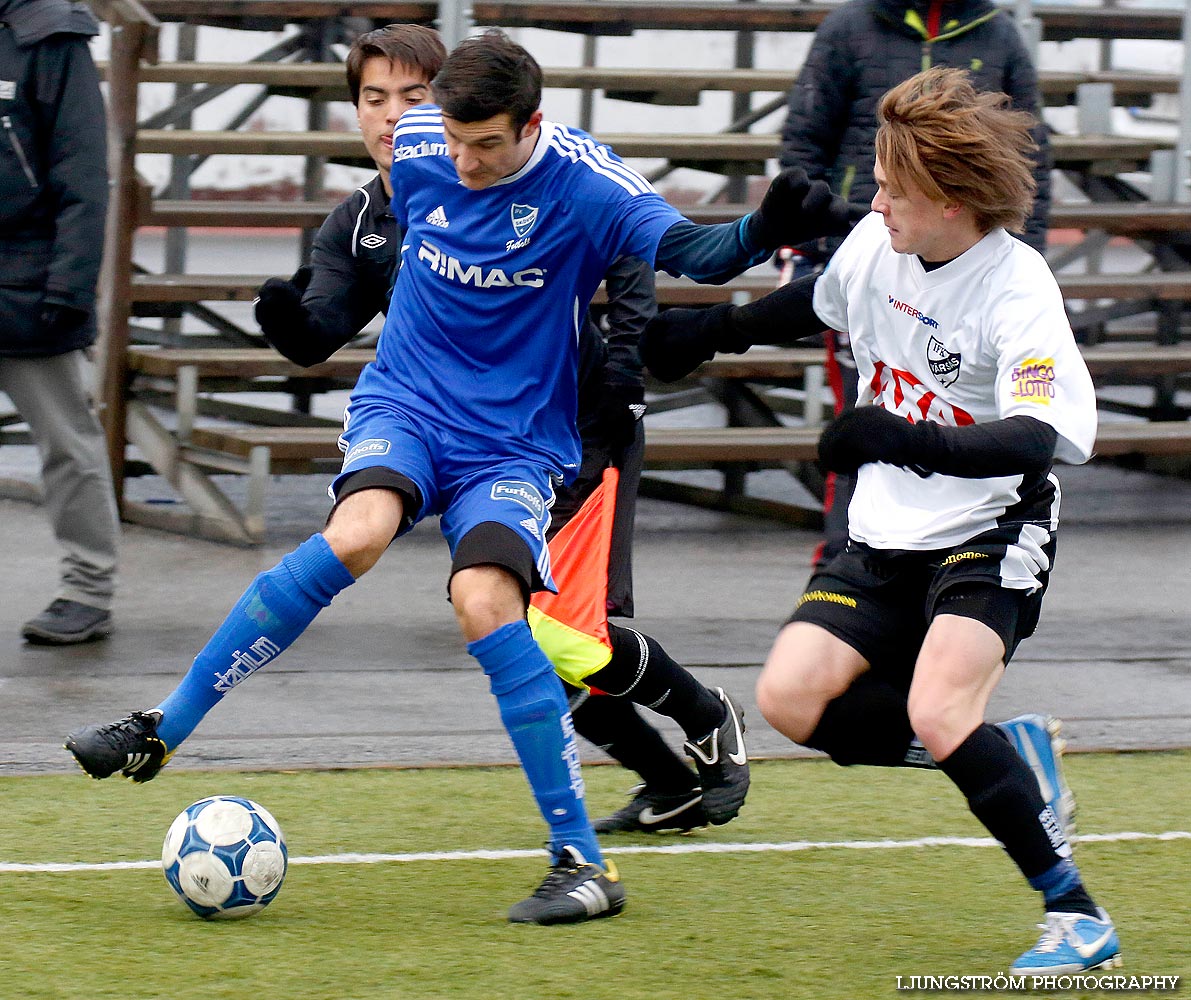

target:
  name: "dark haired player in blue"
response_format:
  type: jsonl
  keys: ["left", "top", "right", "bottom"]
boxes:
{"left": 65, "top": 28, "right": 853, "bottom": 925}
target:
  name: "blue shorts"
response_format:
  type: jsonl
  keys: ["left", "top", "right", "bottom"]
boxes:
{"left": 331, "top": 397, "right": 558, "bottom": 590}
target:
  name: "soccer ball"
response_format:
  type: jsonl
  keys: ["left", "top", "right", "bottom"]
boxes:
{"left": 162, "top": 796, "right": 287, "bottom": 919}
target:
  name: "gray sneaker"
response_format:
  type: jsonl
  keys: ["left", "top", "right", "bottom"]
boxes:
{"left": 22, "top": 599, "right": 112, "bottom": 645}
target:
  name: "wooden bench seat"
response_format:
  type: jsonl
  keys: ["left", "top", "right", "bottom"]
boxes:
{"left": 183, "top": 420, "right": 1191, "bottom": 464}
{"left": 129, "top": 270, "right": 1191, "bottom": 311}
{"left": 142, "top": 200, "right": 340, "bottom": 229}
{"left": 138, "top": 200, "right": 1191, "bottom": 238}
{"left": 130, "top": 418, "right": 1191, "bottom": 542}
{"left": 134, "top": 129, "right": 1171, "bottom": 174}
{"left": 122, "top": 340, "right": 1191, "bottom": 543}
{"left": 1050, "top": 203, "right": 1191, "bottom": 239}
{"left": 132, "top": 1, "right": 1188, "bottom": 42}
{"left": 126, "top": 273, "right": 784, "bottom": 306}
{"left": 128, "top": 346, "right": 374, "bottom": 379}
{"left": 106, "top": 60, "right": 1177, "bottom": 108}
{"left": 126, "top": 344, "right": 1191, "bottom": 383}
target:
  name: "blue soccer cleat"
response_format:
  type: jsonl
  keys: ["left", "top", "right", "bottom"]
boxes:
{"left": 997, "top": 713, "right": 1077, "bottom": 842}
{"left": 1011, "top": 908, "right": 1122, "bottom": 975}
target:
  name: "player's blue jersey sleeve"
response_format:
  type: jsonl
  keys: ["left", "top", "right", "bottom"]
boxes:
{"left": 546, "top": 124, "right": 684, "bottom": 268}
{"left": 388, "top": 104, "right": 450, "bottom": 229}
{"left": 655, "top": 217, "right": 768, "bottom": 283}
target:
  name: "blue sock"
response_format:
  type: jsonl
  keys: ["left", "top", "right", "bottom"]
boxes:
{"left": 156, "top": 534, "right": 354, "bottom": 749}
{"left": 1029, "top": 857, "right": 1083, "bottom": 903}
{"left": 469, "top": 620, "right": 603, "bottom": 866}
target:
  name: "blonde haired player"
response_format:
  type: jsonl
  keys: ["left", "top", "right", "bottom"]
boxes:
{"left": 641, "top": 67, "right": 1119, "bottom": 974}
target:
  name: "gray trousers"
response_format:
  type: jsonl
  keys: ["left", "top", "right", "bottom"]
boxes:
{"left": 0, "top": 350, "right": 119, "bottom": 608}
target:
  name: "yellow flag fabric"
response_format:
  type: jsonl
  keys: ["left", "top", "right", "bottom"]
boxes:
{"left": 528, "top": 467, "right": 618, "bottom": 688}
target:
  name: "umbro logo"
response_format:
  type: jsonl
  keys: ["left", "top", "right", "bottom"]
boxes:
{"left": 359, "top": 233, "right": 387, "bottom": 249}
{"left": 425, "top": 205, "right": 449, "bottom": 229}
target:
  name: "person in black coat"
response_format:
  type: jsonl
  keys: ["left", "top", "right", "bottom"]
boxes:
{"left": 0, "top": 0, "right": 120, "bottom": 644}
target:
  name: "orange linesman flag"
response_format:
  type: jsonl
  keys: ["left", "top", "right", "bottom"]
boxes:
{"left": 528, "top": 466, "right": 619, "bottom": 688}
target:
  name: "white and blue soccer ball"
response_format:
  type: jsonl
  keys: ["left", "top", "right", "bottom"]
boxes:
{"left": 162, "top": 795, "right": 288, "bottom": 920}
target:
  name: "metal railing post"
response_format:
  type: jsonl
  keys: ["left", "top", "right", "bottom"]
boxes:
{"left": 437, "top": 0, "right": 474, "bottom": 50}
{"left": 1175, "top": 0, "right": 1191, "bottom": 202}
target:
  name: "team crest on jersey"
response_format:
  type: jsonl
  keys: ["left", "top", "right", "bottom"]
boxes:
{"left": 926, "top": 336, "right": 961, "bottom": 387}
{"left": 511, "top": 203, "right": 539, "bottom": 239}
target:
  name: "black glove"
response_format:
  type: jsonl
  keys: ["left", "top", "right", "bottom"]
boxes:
{"left": 592, "top": 383, "right": 644, "bottom": 450}
{"left": 747, "top": 167, "right": 858, "bottom": 252}
{"left": 254, "top": 266, "right": 332, "bottom": 367}
{"left": 639, "top": 302, "right": 751, "bottom": 383}
{"left": 40, "top": 302, "right": 89, "bottom": 339}
{"left": 817, "top": 406, "right": 929, "bottom": 476}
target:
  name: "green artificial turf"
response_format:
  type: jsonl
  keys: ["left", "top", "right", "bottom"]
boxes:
{"left": 1, "top": 753, "right": 1187, "bottom": 999}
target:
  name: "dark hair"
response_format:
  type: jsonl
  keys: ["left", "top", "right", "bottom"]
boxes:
{"left": 345, "top": 24, "right": 447, "bottom": 105}
{"left": 431, "top": 29, "right": 542, "bottom": 133}
{"left": 877, "top": 67, "right": 1038, "bottom": 235}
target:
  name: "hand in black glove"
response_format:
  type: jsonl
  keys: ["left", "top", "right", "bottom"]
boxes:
{"left": 747, "top": 167, "right": 859, "bottom": 252}
{"left": 254, "top": 266, "right": 329, "bottom": 367}
{"left": 639, "top": 302, "right": 750, "bottom": 383}
{"left": 591, "top": 384, "right": 645, "bottom": 450}
{"left": 817, "top": 406, "right": 929, "bottom": 476}
{"left": 40, "top": 302, "right": 89, "bottom": 339}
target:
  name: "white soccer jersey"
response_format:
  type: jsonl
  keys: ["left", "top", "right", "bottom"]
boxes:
{"left": 813, "top": 212, "right": 1097, "bottom": 555}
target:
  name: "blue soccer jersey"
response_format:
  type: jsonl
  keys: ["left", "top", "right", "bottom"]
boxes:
{"left": 351, "top": 106, "right": 684, "bottom": 478}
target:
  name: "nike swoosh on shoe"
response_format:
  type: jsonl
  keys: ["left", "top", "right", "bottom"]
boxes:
{"left": 639, "top": 795, "right": 702, "bottom": 825}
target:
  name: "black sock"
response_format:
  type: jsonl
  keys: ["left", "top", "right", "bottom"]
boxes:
{"left": 937, "top": 724, "right": 1078, "bottom": 883}
{"left": 570, "top": 692, "right": 698, "bottom": 794}
{"left": 806, "top": 674, "right": 930, "bottom": 767}
{"left": 584, "top": 625, "right": 724, "bottom": 741}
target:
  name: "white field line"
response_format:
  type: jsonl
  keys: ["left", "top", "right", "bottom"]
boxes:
{"left": 2, "top": 829, "right": 1189, "bottom": 875}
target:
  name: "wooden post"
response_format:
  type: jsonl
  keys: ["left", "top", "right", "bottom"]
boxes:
{"left": 94, "top": 0, "right": 159, "bottom": 508}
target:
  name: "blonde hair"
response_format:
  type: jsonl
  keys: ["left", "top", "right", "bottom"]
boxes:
{"left": 876, "top": 67, "right": 1038, "bottom": 234}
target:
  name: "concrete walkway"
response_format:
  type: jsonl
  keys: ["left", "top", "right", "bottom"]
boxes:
{"left": 1, "top": 461, "right": 1188, "bottom": 777}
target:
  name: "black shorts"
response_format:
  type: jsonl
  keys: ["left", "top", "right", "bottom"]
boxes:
{"left": 787, "top": 526, "right": 1053, "bottom": 691}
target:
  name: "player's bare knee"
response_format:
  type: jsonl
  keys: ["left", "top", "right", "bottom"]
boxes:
{"left": 760, "top": 623, "right": 862, "bottom": 730}
{"left": 906, "top": 696, "right": 978, "bottom": 761}
{"left": 757, "top": 656, "right": 836, "bottom": 744}
{"left": 324, "top": 490, "right": 403, "bottom": 576}
{"left": 450, "top": 565, "right": 526, "bottom": 643}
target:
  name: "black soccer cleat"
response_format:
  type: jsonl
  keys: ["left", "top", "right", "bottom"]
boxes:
{"left": 508, "top": 845, "right": 626, "bottom": 925}
{"left": 65, "top": 710, "right": 172, "bottom": 783}
{"left": 683, "top": 687, "right": 750, "bottom": 825}
{"left": 594, "top": 784, "right": 706, "bottom": 834}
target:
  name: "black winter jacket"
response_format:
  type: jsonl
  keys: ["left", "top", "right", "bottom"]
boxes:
{"left": 779, "top": 0, "right": 1051, "bottom": 254}
{"left": 0, "top": 0, "right": 107, "bottom": 356}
